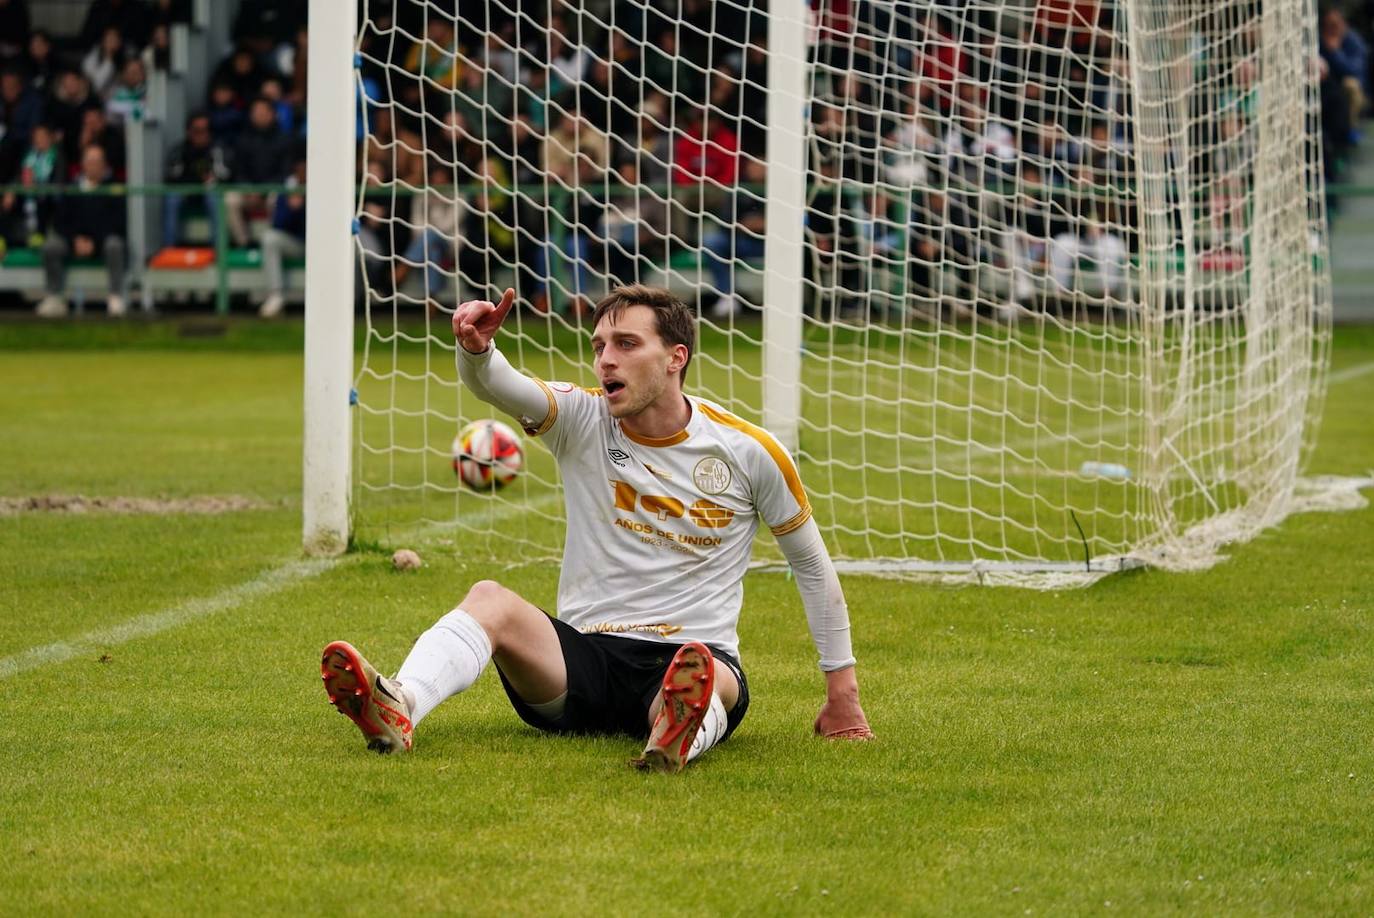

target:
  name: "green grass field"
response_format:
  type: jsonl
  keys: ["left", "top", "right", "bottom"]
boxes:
{"left": 1, "top": 318, "right": 1371, "bottom": 914}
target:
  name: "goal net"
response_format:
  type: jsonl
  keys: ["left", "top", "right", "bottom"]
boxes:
{"left": 347, "top": 0, "right": 1337, "bottom": 586}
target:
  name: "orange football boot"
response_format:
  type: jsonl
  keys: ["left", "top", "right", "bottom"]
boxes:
{"left": 321, "top": 640, "right": 414, "bottom": 753}
{"left": 632, "top": 641, "right": 715, "bottom": 772}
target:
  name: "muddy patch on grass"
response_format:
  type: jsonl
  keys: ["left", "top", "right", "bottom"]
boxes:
{"left": 0, "top": 495, "right": 277, "bottom": 516}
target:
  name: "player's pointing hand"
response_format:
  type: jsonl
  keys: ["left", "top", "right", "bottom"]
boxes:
{"left": 453, "top": 287, "right": 516, "bottom": 354}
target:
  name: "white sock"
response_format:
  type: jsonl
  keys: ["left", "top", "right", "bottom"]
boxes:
{"left": 394, "top": 608, "right": 492, "bottom": 725}
{"left": 686, "top": 692, "right": 729, "bottom": 763}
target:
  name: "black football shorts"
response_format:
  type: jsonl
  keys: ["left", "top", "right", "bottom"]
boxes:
{"left": 494, "top": 614, "right": 750, "bottom": 740}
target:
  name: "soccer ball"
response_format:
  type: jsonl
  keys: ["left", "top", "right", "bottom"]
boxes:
{"left": 452, "top": 419, "right": 524, "bottom": 491}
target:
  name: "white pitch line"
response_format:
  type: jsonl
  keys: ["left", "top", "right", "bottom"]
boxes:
{"left": 0, "top": 490, "right": 566, "bottom": 681}
{"left": 1328, "top": 360, "right": 1374, "bottom": 386}
{"left": 0, "top": 558, "right": 338, "bottom": 680}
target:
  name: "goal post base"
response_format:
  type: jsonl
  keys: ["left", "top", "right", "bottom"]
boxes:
{"left": 755, "top": 556, "right": 1147, "bottom": 589}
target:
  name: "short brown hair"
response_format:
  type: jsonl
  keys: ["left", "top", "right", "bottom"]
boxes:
{"left": 591, "top": 284, "right": 696, "bottom": 383}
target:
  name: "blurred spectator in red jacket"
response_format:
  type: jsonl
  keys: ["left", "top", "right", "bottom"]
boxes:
{"left": 672, "top": 102, "right": 738, "bottom": 187}
{"left": 914, "top": 10, "right": 966, "bottom": 112}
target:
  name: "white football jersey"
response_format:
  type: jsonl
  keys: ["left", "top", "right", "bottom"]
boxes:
{"left": 525, "top": 381, "right": 812, "bottom": 661}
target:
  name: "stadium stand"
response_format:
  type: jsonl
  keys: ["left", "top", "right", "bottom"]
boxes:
{"left": 0, "top": 0, "right": 1369, "bottom": 317}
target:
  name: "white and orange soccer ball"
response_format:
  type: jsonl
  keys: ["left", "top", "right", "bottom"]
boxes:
{"left": 452, "top": 419, "right": 524, "bottom": 491}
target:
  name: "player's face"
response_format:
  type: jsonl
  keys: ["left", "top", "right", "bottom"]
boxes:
{"left": 592, "top": 305, "right": 679, "bottom": 418}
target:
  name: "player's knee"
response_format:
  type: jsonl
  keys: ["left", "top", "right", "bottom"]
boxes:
{"left": 463, "top": 579, "right": 507, "bottom": 605}
{"left": 459, "top": 579, "right": 542, "bottom": 647}
{"left": 460, "top": 580, "right": 515, "bottom": 632}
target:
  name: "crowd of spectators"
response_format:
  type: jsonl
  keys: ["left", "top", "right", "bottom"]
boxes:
{"left": 0, "top": 0, "right": 189, "bottom": 315}
{"left": 1320, "top": 6, "right": 1371, "bottom": 188}
{"left": 0, "top": 0, "right": 1369, "bottom": 319}
{"left": 0, "top": 0, "right": 309, "bottom": 316}
{"left": 352, "top": 1, "right": 765, "bottom": 317}
{"left": 354, "top": 1, "right": 1370, "bottom": 322}
{"left": 160, "top": 3, "right": 309, "bottom": 316}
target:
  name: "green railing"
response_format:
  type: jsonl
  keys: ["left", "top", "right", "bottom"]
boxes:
{"left": 0, "top": 180, "right": 746, "bottom": 315}
{"left": 2, "top": 177, "right": 1363, "bottom": 316}
{"left": 0, "top": 182, "right": 294, "bottom": 314}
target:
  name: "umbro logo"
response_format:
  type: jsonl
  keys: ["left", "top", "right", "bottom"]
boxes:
{"left": 607, "top": 448, "right": 630, "bottom": 467}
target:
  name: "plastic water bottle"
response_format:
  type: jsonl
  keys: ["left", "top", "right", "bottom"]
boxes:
{"left": 1080, "top": 461, "right": 1132, "bottom": 480}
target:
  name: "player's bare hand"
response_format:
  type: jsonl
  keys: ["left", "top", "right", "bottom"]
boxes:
{"left": 814, "top": 667, "right": 874, "bottom": 740}
{"left": 453, "top": 287, "right": 516, "bottom": 354}
{"left": 815, "top": 697, "right": 874, "bottom": 739}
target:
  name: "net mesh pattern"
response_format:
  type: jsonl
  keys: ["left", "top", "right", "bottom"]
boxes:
{"left": 349, "top": 0, "right": 1334, "bottom": 584}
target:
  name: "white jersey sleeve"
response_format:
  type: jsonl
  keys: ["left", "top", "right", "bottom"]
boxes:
{"left": 455, "top": 343, "right": 603, "bottom": 448}
{"left": 775, "top": 518, "right": 856, "bottom": 671}
{"left": 455, "top": 344, "right": 551, "bottom": 432}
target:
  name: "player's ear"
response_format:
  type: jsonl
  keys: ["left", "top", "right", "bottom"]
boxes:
{"left": 667, "top": 344, "right": 689, "bottom": 376}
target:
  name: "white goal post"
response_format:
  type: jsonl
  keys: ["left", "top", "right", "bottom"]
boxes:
{"left": 302, "top": 0, "right": 357, "bottom": 555}
{"left": 305, "top": 0, "right": 1353, "bottom": 586}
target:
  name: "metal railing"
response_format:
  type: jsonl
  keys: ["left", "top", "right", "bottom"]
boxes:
{"left": 1, "top": 181, "right": 292, "bottom": 314}
{"left": 3, "top": 177, "right": 1363, "bottom": 316}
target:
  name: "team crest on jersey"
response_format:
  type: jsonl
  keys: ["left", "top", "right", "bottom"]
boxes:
{"left": 693, "top": 457, "right": 732, "bottom": 494}
{"left": 549, "top": 381, "right": 575, "bottom": 393}
{"left": 607, "top": 448, "right": 630, "bottom": 467}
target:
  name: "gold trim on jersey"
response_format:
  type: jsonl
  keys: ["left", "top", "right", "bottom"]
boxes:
{"left": 581, "top": 621, "right": 684, "bottom": 638}
{"left": 528, "top": 378, "right": 559, "bottom": 436}
{"left": 620, "top": 424, "right": 690, "bottom": 447}
{"left": 769, "top": 504, "right": 813, "bottom": 536}
{"left": 697, "top": 402, "right": 812, "bottom": 516}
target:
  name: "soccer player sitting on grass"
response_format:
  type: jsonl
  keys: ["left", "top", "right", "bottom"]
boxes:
{"left": 321, "top": 284, "right": 873, "bottom": 770}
